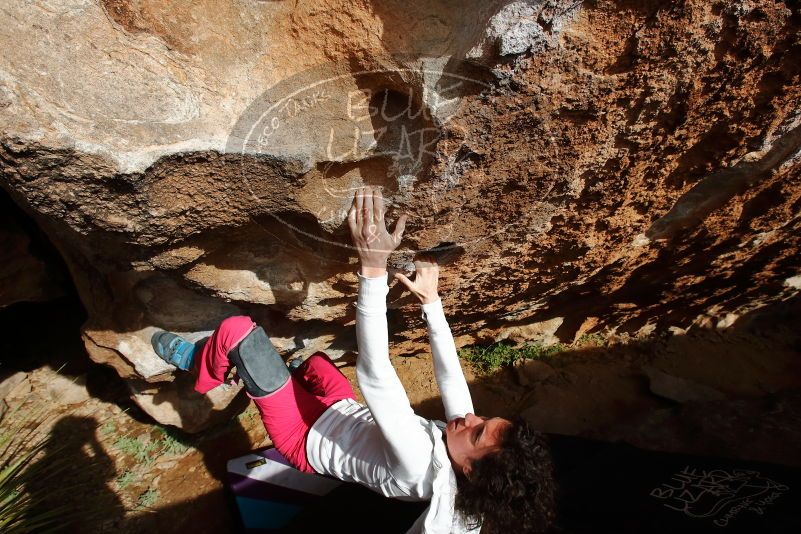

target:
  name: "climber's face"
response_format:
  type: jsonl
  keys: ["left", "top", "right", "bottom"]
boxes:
{"left": 444, "top": 413, "right": 511, "bottom": 476}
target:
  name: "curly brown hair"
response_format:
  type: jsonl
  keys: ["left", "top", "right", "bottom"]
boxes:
{"left": 454, "top": 417, "right": 556, "bottom": 533}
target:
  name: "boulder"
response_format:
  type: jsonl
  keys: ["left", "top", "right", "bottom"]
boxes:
{"left": 514, "top": 358, "right": 556, "bottom": 386}
{"left": 1, "top": 0, "right": 799, "bottom": 430}
{"left": 46, "top": 374, "right": 91, "bottom": 406}
{"left": 644, "top": 366, "right": 727, "bottom": 404}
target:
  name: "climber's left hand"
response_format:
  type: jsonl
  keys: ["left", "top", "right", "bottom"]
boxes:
{"left": 348, "top": 186, "right": 407, "bottom": 277}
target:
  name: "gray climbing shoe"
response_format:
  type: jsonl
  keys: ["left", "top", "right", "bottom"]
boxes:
{"left": 228, "top": 327, "right": 290, "bottom": 397}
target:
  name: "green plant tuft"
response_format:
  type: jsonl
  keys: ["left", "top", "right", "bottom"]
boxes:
{"left": 136, "top": 488, "right": 159, "bottom": 509}
{"left": 458, "top": 341, "right": 564, "bottom": 373}
{"left": 99, "top": 421, "right": 116, "bottom": 436}
{"left": 0, "top": 402, "right": 81, "bottom": 533}
{"left": 575, "top": 332, "right": 607, "bottom": 347}
{"left": 155, "top": 426, "right": 190, "bottom": 456}
{"left": 115, "top": 470, "right": 136, "bottom": 489}
{"left": 113, "top": 436, "right": 159, "bottom": 465}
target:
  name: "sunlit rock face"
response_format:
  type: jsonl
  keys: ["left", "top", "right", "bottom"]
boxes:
{"left": 1, "top": 0, "right": 799, "bottom": 430}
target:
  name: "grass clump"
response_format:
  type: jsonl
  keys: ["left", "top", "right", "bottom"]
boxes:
{"left": 0, "top": 403, "right": 83, "bottom": 532}
{"left": 115, "top": 427, "right": 193, "bottom": 463}
{"left": 155, "top": 426, "right": 190, "bottom": 456}
{"left": 575, "top": 332, "right": 607, "bottom": 347}
{"left": 115, "top": 470, "right": 136, "bottom": 489}
{"left": 459, "top": 341, "right": 564, "bottom": 373}
{"left": 136, "top": 488, "right": 159, "bottom": 509}
{"left": 113, "top": 436, "right": 159, "bottom": 465}
{"left": 99, "top": 421, "right": 116, "bottom": 436}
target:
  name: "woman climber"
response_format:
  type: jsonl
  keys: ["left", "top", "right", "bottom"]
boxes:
{"left": 152, "top": 186, "right": 556, "bottom": 533}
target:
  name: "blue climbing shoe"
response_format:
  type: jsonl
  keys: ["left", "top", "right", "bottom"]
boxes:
{"left": 151, "top": 331, "right": 196, "bottom": 371}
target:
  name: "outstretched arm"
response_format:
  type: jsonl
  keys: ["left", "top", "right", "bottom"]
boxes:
{"left": 395, "top": 256, "right": 474, "bottom": 422}
{"left": 348, "top": 186, "right": 432, "bottom": 481}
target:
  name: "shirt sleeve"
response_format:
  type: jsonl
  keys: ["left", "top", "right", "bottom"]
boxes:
{"left": 420, "top": 298, "right": 474, "bottom": 422}
{"left": 355, "top": 272, "right": 434, "bottom": 481}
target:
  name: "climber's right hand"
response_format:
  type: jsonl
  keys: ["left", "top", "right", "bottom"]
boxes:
{"left": 394, "top": 254, "right": 440, "bottom": 305}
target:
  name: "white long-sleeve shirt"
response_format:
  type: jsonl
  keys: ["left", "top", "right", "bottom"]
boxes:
{"left": 305, "top": 272, "right": 479, "bottom": 533}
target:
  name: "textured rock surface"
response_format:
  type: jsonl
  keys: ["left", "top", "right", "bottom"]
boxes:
{"left": 1, "top": 0, "right": 799, "bottom": 430}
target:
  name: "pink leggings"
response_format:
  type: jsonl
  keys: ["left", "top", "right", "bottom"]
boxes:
{"left": 194, "top": 316, "right": 356, "bottom": 473}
